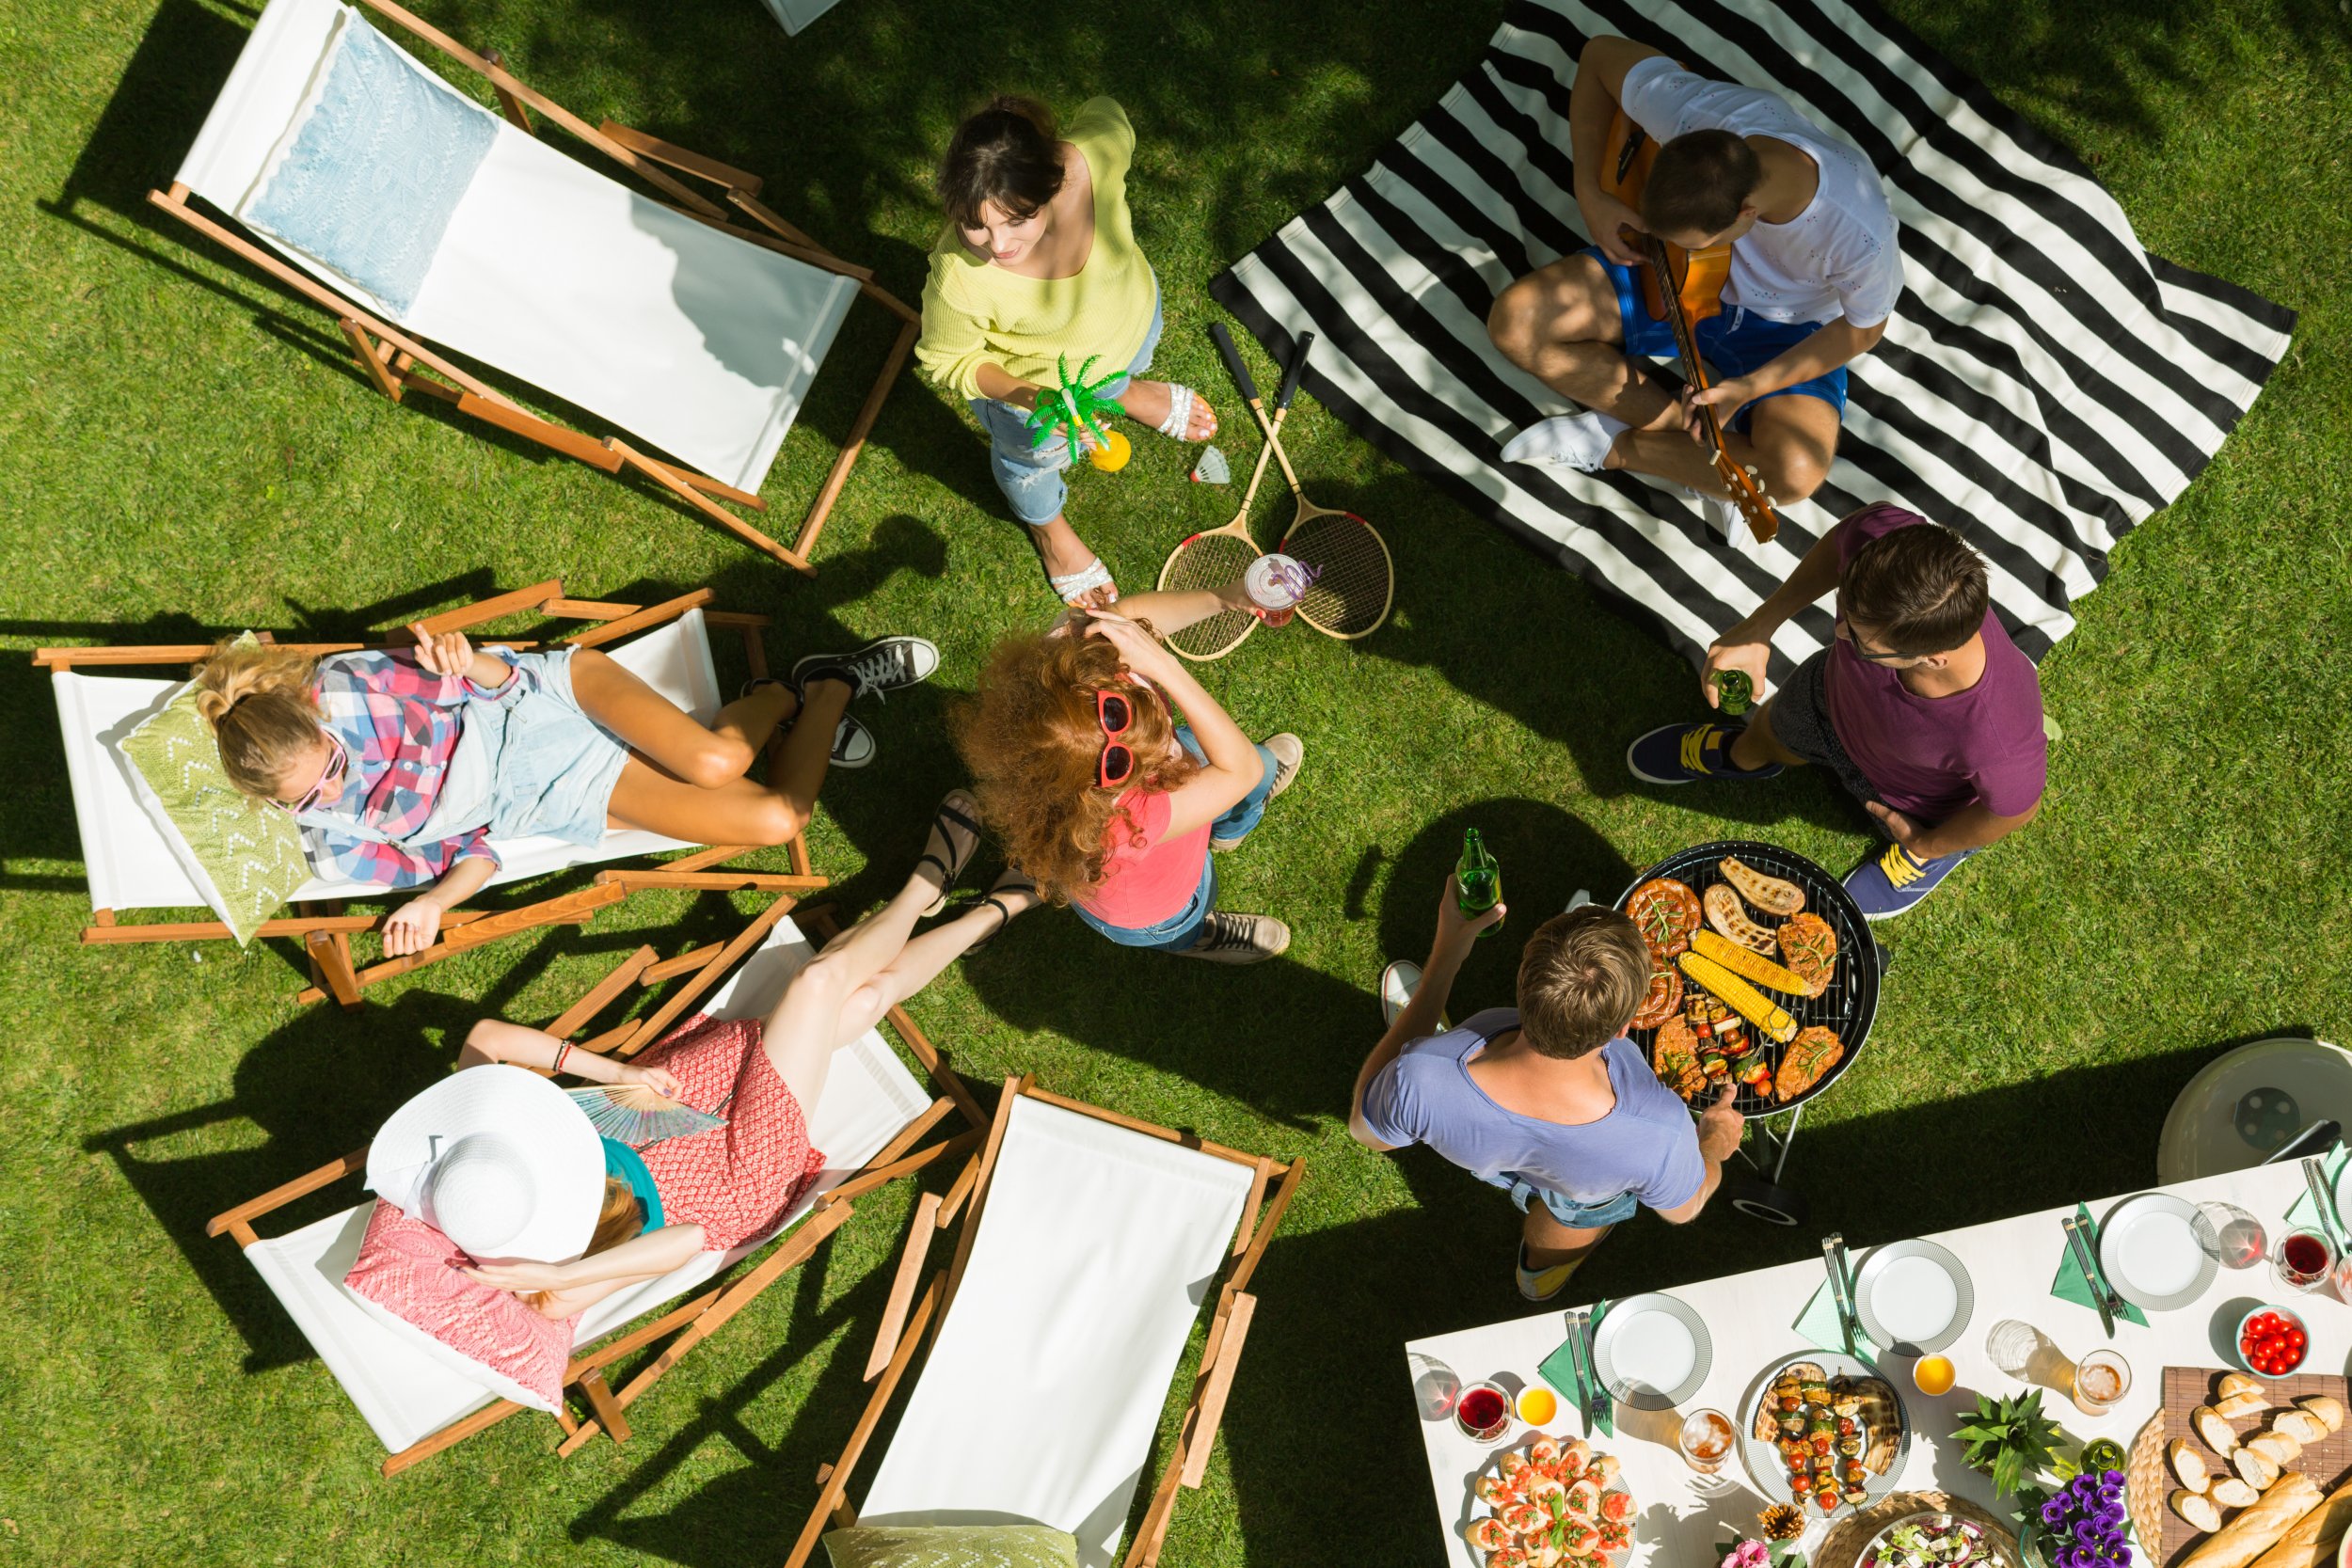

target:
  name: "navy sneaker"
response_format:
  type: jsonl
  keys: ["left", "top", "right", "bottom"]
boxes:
{"left": 1845, "top": 842, "right": 1979, "bottom": 920}
{"left": 1625, "top": 722, "right": 1787, "bottom": 785}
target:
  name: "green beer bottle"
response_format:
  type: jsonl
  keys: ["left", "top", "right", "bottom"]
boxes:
{"left": 1456, "top": 829, "right": 1502, "bottom": 931}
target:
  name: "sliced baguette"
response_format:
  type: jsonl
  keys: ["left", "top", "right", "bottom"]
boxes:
{"left": 2174, "top": 1487, "right": 2225, "bottom": 1534}
{"left": 2219, "top": 1392, "right": 2276, "bottom": 1418}
{"left": 2171, "top": 1438, "right": 2213, "bottom": 1493}
{"left": 2248, "top": 1431, "right": 2303, "bottom": 1467}
{"left": 2213, "top": 1477, "right": 2263, "bottom": 1509}
{"left": 2198, "top": 1404, "right": 2244, "bottom": 1454}
{"left": 2275, "top": 1409, "right": 2329, "bottom": 1447}
{"left": 2296, "top": 1394, "right": 2346, "bottom": 1434}
{"left": 2232, "top": 1446, "right": 2282, "bottom": 1492}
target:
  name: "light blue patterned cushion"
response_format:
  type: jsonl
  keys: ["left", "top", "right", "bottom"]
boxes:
{"left": 243, "top": 20, "right": 495, "bottom": 316}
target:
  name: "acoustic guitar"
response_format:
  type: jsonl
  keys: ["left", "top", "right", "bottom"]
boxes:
{"left": 1598, "top": 109, "right": 1780, "bottom": 545}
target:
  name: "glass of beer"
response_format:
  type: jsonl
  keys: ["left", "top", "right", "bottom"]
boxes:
{"left": 2074, "top": 1349, "right": 2131, "bottom": 1415}
{"left": 1454, "top": 1380, "right": 1513, "bottom": 1442}
{"left": 1677, "top": 1407, "right": 1736, "bottom": 1473}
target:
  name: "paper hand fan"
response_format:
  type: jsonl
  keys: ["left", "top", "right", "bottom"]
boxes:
{"left": 566, "top": 1084, "right": 725, "bottom": 1148}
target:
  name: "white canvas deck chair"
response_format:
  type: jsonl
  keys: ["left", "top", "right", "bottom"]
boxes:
{"left": 152, "top": 0, "right": 918, "bottom": 574}
{"left": 37, "top": 579, "right": 824, "bottom": 1008}
{"left": 787, "top": 1075, "right": 1304, "bottom": 1568}
{"left": 206, "top": 897, "right": 985, "bottom": 1475}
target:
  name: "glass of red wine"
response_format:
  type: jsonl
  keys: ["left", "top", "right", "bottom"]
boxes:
{"left": 2274, "top": 1227, "right": 2335, "bottom": 1292}
{"left": 1454, "top": 1379, "right": 1513, "bottom": 1442}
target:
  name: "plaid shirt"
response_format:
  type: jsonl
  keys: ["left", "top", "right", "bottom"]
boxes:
{"left": 299, "top": 650, "right": 530, "bottom": 888}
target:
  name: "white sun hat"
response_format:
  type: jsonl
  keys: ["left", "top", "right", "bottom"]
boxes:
{"left": 365, "top": 1065, "right": 604, "bottom": 1262}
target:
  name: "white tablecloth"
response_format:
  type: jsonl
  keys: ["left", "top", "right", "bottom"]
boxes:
{"left": 1406, "top": 1162, "right": 2340, "bottom": 1566}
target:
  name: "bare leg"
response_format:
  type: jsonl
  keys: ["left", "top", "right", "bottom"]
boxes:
{"left": 1488, "top": 254, "right": 1677, "bottom": 429}
{"left": 1728, "top": 691, "right": 1809, "bottom": 771}
{"left": 1032, "top": 513, "right": 1116, "bottom": 610}
{"left": 1522, "top": 1204, "right": 1613, "bottom": 1271}
{"left": 604, "top": 679, "right": 849, "bottom": 846}
{"left": 1609, "top": 388, "right": 1840, "bottom": 502}
{"left": 569, "top": 647, "right": 799, "bottom": 788}
{"left": 1117, "top": 380, "right": 1219, "bottom": 440}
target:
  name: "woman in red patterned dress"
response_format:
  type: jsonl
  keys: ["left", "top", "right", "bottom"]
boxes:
{"left": 441, "top": 791, "right": 1038, "bottom": 1318}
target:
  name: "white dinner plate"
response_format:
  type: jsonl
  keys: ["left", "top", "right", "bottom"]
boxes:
{"left": 1853, "top": 1239, "right": 1974, "bottom": 1354}
{"left": 2098, "top": 1192, "right": 2217, "bottom": 1310}
{"left": 1592, "top": 1292, "right": 1711, "bottom": 1410}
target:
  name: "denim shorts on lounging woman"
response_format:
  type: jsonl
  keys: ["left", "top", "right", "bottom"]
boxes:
{"left": 968, "top": 283, "right": 1165, "bottom": 526}
{"left": 1480, "top": 1170, "right": 1640, "bottom": 1229}
{"left": 483, "top": 647, "right": 630, "bottom": 847}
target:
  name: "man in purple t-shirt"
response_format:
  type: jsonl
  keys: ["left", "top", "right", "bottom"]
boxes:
{"left": 1626, "top": 504, "right": 2047, "bottom": 918}
{"left": 1349, "top": 879, "right": 1743, "bottom": 1301}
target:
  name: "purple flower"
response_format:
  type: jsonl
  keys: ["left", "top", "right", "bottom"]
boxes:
{"left": 2071, "top": 1475, "right": 2098, "bottom": 1500}
{"left": 2042, "top": 1499, "right": 2070, "bottom": 1528}
{"left": 2095, "top": 1504, "right": 2124, "bottom": 1529}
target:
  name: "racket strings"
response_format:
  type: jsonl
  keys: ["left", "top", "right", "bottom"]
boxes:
{"left": 1160, "top": 531, "right": 1261, "bottom": 658}
{"left": 1282, "top": 513, "right": 1393, "bottom": 638}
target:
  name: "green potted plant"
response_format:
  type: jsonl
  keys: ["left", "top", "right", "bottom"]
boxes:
{"left": 1950, "top": 1388, "right": 2071, "bottom": 1497}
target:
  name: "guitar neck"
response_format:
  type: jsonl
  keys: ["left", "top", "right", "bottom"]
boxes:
{"left": 1641, "top": 237, "right": 1726, "bottom": 451}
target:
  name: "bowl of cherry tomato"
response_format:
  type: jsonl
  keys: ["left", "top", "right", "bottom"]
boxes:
{"left": 2236, "top": 1307, "right": 2309, "bottom": 1378}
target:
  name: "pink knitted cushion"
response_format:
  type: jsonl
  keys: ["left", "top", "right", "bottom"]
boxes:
{"left": 342, "top": 1199, "right": 575, "bottom": 1411}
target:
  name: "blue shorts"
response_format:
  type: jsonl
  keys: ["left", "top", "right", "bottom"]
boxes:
{"left": 971, "top": 280, "right": 1164, "bottom": 525}
{"left": 1581, "top": 246, "right": 1848, "bottom": 430}
{"left": 483, "top": 647, "right": 630, "bottom": 847}
{"left": 1482, "top": 1170, "right": 1640, "bottom": 1229}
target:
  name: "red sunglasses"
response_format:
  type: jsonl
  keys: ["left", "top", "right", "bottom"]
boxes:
{"left": 1095, "top": 689, "right": 1137, "bottom": 789}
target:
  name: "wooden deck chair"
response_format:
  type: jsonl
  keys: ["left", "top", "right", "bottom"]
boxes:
{"left": 36, "top": 579, "right": 825, "bottom": 1009}
{"left": 787, "top": 1075, "right": 1304, "bottom": 1568}
{"left": 151, "top": 0, "right": 917, "bottom": 574}
{"left": 205, "top": 897, "right": 984, "bottom": 1475}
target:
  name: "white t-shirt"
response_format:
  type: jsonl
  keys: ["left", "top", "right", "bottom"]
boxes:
{"left": 1618, "top": 56, "right": 1901, "bottom": 328}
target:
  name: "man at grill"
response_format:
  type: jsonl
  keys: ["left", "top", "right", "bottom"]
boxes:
{"left": 1484, "top": 35, "right": 1900, "bottom": 533}
{"left": 1348, "top": 882, "right": 1745, "bottom": 1301}
{"left": 1626, "top": 503, "right": 2049, "bottom": 919}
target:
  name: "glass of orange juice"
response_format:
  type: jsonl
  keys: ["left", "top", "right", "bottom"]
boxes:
{"left": 1913, "top": 1354, "right": 1957, "bottom": 1396}
{"left": 1517, "top": 1385, "right": 1558, "bottom": 1425}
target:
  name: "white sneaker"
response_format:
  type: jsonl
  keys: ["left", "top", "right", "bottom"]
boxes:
{"left": 1501, "top": 411, "right": 1627, "bottom": 470}
{"left": 1379, "top": 959, "right": 1421, "bottom": 1026}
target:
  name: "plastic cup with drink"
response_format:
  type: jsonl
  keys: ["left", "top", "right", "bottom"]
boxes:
{"left": 1454, "top": 1380, "right": 1514, "bottom": 1442}
{"left": 1242, "top": 553, "right": 1314, "bottom": 627}
{"left": 2277, "top": 1228, "right": 2336, "bottom": 1292}
{"left": 2073, "top": 1349, "right": 2130, "bottom": 1415}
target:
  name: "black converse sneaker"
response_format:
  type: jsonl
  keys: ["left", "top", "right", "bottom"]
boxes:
{"left": 792, "top": 635, "right": 939, "bottom": 701}
{"left": 1175, "top": 912, "right": 1291, "bottom": 964}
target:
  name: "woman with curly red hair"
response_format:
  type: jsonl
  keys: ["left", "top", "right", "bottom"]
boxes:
{"left": 952, "top": 587, "right": 1301, "bottom": 963}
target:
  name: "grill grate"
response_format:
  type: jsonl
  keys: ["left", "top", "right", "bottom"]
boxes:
{"left": 1614, "top": 839, "right": 1881, "bottom": 1117}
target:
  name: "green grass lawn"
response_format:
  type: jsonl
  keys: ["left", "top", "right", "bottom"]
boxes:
{"left": 1, "top": 0, "right": 2347, "bottom": 1561}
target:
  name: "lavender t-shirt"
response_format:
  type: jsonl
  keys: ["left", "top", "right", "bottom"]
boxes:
{"left": 1359, "top": 1009, "right": 1705, "bottom": 1209}
{"left": 1824, "top": 505, "right": 2048, "bottom": 823}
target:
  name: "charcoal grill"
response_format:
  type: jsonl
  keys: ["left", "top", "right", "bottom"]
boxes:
{"left": 1613, "top": 839, "right": 1883, "bottom": 1227}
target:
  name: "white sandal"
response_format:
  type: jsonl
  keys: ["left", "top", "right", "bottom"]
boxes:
{"left": 1153, "top": 384, "right": 1207, "bottom": 441}
{"left": 1048, "top": 556, "right": 1117, "bottom": 607}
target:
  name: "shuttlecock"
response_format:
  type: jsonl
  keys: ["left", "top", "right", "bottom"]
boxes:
{"left": 1189, "top": 446, "right": 1231, "bottom": 484}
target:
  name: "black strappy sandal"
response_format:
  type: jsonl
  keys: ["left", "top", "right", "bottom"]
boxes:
{"left": 917, "top": 791, "right": 986, "bottom": 917}
{"left": 965, "top": 867, "right": 1040, "bottom": 953}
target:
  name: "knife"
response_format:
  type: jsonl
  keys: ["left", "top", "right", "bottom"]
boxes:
{"left": 1582, "top": 1306, "right": 1608, "bottom": 1425}
{"left": 1821, "top": 1232, "right": 1859, "bottom": 1354}
{"left": 1561, "top": 1309, "right": 1597, "bottom": 1435}
{"left": 2062, "top": 1214, "right": 2117, "bottom": 1338}
{"left": 2303, "top": 1157, "right": 2347, "bottom": 1258}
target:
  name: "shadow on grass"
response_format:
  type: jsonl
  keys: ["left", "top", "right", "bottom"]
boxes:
{"left": 1214, "top": 1034, "right": 2257, "bottom": 1565}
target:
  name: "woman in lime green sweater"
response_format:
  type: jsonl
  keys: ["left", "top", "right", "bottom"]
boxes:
{"left": 917, "top": 97, "right": 1217, "bottom": 609}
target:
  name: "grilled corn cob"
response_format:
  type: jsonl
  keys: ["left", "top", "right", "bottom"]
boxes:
{"left": 1677, "top": 951, "right": 1799, "bottom": 1043}
{"left": 1690, "top": 929, "right": 1821, "bottom": 997}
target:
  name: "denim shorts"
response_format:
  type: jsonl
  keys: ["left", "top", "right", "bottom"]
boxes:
{"left": 1580, "top": 246, "right": 1849, "bottom": 429}
{"left": 969, "top": 284, "right": 1165, "bottom": 525}
{"left": 1071, "top": 727, "right": 1280, "bottom": 951}
{"left": 1482, "top": 1170, "right": 1641, "bottom": 1229}
{"left": 483, "top": 647, "right": 630, "bottom": 847}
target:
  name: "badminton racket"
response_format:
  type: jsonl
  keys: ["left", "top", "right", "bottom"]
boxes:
{"left": 1154, "top": 325, "right": 1310, "bottom": 660}
{"left": 1252, "top": 344, "right": 1395, "bottom": 641}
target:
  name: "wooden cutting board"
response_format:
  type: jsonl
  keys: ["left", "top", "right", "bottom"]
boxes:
{"left": 2152, "top": 1365, "right": 2351, "bottom": 1567}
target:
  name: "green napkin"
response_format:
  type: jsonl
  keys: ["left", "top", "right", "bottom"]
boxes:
{"left": 1793, "top": 1279, "right": 1881, "bottom": 1358}
{"left": 2283, "top": 1143, "right": 2349, "bottom": 1230}
{"left": 2050, "top": 1202, "right": 2149, "bottom": 1327}
{"left": 1537, "top": 1299, "right": 1613, "bottom": 1438}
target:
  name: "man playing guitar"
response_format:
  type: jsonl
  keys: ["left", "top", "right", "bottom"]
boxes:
{"left": 1486, "top": 36, "right": 1900, "bottom": 537}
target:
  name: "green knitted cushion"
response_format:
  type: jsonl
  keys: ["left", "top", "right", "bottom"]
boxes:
{"left": 821, "top": 1525, "right": 1082, "bottom": 1568}
{"left": 117, "top": 680, "right": 308, "bottom": 945}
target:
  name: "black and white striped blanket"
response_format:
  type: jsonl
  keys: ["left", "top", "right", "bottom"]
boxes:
{"left": 1213, "top": 0, "right": 2294, "bottom": 673}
